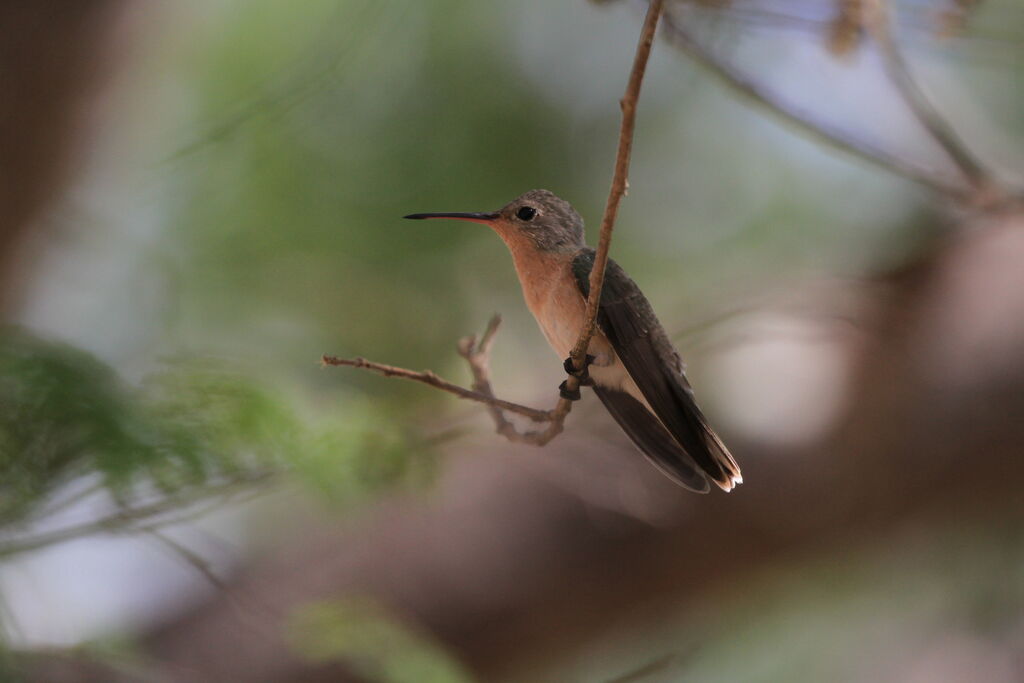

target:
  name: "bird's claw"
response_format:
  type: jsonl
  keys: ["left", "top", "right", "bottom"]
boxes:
{"left": 559, "top": 380, "right": 582, "bottom": 401}
{"left": 559, "top": 354, "right": 595, "bottom": 399}
{"left": 563, "top": 355, "right": 596, "bottom": 385}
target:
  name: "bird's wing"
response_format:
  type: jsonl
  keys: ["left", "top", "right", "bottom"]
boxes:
{"left": 572, "top": 248, "right": 741, "bottom": 491}
{"left": 593, "top": 385, "right": 710, "bottom": 492}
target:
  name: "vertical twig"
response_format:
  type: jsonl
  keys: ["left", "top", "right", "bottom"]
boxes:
{"left": 567, "top": 0, "right": 666, "bottom": 380}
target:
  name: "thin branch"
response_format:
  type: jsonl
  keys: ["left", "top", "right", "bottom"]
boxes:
{"left": 457, "top": 316, "right": 570, "bottom": 446}
{"left": 568, "top": 0, "right": 665, "bottom": 376}
{"left": 0, "top": 471, "right": 275, "bottom": 558}
{"left": 657, "top": 7, "right": 974, "bottom": 201}
{"left": 144, "top": 528, "right": 229, "bottom": 592}
{"left": 133, "top": 484, "right": 273, "bottom": 533}
{"left": 866, "top": 0, "right": 996, "bottom": 196}
{"left": 321, "top": 353, "right": 550, "bottom": 423}
{"left": 328, "top": 317, "right": 570, "bottom": 446}
{"left": 144, "top": 527, "right": 285, "bottom": 627}
{"left": 28, "top": 478, "right": 104, "bottom": 523}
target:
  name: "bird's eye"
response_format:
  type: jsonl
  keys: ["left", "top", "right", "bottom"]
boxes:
{"left": 516, "top": 206, "right": 537, "bottom": 221}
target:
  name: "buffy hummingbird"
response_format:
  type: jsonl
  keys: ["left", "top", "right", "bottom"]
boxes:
{"left": 405, "top": 189, "right": 741, "bottom": 493}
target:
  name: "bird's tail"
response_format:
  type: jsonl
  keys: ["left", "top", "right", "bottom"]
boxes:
{"left": 700, "top": 424, "right": 742, "bottom": 492}
{"left": 593, "top": 386, "right": 709, "bottom": 492}
{"left": 594, "top": 385, "right": 741, "bottom": 492}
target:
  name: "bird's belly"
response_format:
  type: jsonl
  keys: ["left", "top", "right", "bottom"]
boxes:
{"left": 532, "top": 283, "right": 609, "bottom": 361}
{"left": 536, "top": 307, "right": 587, "bottom": 360}
{"left": 516, "top": 254, "right": 647, "bottom": 405}
{"left": 532, "top": 289, "right": 647, "bottom": 404}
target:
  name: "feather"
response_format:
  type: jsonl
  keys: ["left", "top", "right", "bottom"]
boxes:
{"left": 573, "top": 248, "right": 741, "bottom": 491}
{"left": 593, "top": 386, "right": 710, "bottom": 492}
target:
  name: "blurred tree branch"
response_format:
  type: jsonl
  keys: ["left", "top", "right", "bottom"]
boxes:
{"left": 658, "top": 1, "right": 1021, "bottom": 205}
{"left": 144, "top": 528, "right": 230, "bottom": 593}
{"left": 867, "top": 0, "right": 997, "bottom": 199}
{"left": 0, "top": 470, "right": 274, "bottom": 558}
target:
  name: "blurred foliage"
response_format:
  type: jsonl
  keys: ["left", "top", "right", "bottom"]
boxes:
{"left": 537, "top": 521, "right": 1024, "bottom": 683}
{"left": 0, "top": 327, "right": 244, "bottom": 525}
{"left": 0, "top": 635, "right": 148, "bottom": 683}
{"left": 291, "top": 400, "right": 441, "bottom": 507}
{"left": 287, "top": 598, "right": 475, "bottom": 683}
{"left": 0, "top": 327, "right": 439, "bottom": 536}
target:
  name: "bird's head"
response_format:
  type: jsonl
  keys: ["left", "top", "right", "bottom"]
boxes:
{"left": 405, "top": 189, "right": 585, "bottom": 252}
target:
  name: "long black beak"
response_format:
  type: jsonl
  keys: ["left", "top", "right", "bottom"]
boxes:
{"left": 404, "top": 211, "right": 499, "bottom": 224}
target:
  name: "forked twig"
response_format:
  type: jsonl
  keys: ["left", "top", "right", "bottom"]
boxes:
{"left": 324, "top": 317, "right": 564, "bottom": 445}
{"left": 569, "top": 0, "right": 666, "bottom": 374}
{"left": 657, "top": 6, "right": 972, "bottom": 201}
{"left": 658, "top": 1, "right": 1018, "bottom": 205}
{"left": 865, "top": 0, "right": 997, "bottom": 198}
{"left": 457, "top": 316, "right": 569, "bottom": 445}
{"left": 323, "top": 0, "right": 666, "bottom": 445}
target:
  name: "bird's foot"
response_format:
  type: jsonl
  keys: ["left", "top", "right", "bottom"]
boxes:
{"left": 560, "top": 354, "right": 595, "bottom": 399}
{"left": 558, "top": 380, "right": 581, "bottom": 401}
{"left": 563, "top": 354, "right": 596, "bottom": 385}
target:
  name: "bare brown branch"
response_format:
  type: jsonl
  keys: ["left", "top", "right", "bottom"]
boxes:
{"left": 566, "top": 0, "right": 665, "bottom": 390}
{"left": 457, "top": 316, "right": 572, "bottom": 445}
{"left": 325, "top": 318, "right": 569, "bottom": 446}
{"left": 321, "top": 353, "right": 550, "bottom": 423}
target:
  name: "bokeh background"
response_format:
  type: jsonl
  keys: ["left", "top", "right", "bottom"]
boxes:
{"left": 1, "top": 0, "right": 1023, "bottom": 681}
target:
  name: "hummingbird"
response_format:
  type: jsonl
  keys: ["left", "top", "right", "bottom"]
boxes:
{"left": 405, "top": 189, "right": 741, "bottom": 493}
